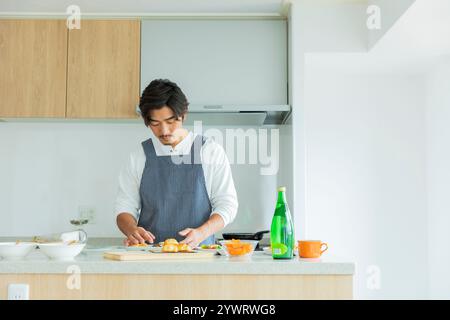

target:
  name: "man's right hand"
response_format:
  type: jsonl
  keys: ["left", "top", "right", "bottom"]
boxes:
{"left": 117, "top": 213, "right": 156, "bottom": 246}
{"left": 124, "top": 227, "right": 155, "bottom": 246}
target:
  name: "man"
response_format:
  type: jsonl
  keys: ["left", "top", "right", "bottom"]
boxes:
{"left": 116, "top": 79, "right": 238, "bottom": 248}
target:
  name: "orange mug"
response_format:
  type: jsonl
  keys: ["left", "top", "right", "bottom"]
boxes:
{"left": 298, "top": 240, "right": 328, "bottom": 258}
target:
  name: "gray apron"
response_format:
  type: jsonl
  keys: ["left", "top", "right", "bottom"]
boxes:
{"left": 137, "top": 135, "right": 214, "bottom": 245}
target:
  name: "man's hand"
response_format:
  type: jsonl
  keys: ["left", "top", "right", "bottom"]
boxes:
{"left": 178, "top": 214, "right": 225, "bottom": 247}
{"left": 178, "top": 228, "right": 207, "bottom": 248}
{"left": 117, "top": 213, "right": 155, "bottom": 246}
{"left": 124, "top": 227, "right": 155, "bottom": 246}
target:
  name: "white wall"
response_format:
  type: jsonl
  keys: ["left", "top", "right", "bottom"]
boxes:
{"left": 295, "top": 0, "right": 368, "bottom": 53}
{"left": 303, "top": 67, "right": 428, "bottom": 299}
{"left": 290, "top": 0, "right": 434, "bottom": 299}
{"left": 0, "top": 122, "right": 148, "bottom": 237}
{"left": 0, "top": 121, "right": 292, "bottom": 238}
{"left": 426, "top": 56, "right": 450, "bottom": 299}
{"left": 289, "top": 0, "right": 368, "bottom": 246}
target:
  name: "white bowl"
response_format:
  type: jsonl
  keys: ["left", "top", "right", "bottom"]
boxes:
{"left": 38, "top": 243, "right": 86, "bottom": 261}
{"left": 0, "top": 242, "right": 37, "bottom": 260}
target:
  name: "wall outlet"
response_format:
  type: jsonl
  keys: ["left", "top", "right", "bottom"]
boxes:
{"left": 8, "top": 284, "right": 30, "bottom": 300}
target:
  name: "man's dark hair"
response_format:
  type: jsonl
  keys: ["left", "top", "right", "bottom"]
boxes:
{"left": 139, "top": 79, "right": 189, "bottom": 126}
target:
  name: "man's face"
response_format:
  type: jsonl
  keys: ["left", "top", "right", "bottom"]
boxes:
{"left": 148, "top": 106, "right": 185, "bottom": 146}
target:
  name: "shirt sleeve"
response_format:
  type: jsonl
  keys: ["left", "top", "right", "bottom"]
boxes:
{"left": 203, "top": 140, "right": 238, "bottom": 227}
{"left": 114, "top": 151, "right": 142, "bottom": 221}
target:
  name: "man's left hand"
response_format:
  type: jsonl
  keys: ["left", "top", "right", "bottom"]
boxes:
{"left": 178, "top": 227, "right": 207, "bottom": 248}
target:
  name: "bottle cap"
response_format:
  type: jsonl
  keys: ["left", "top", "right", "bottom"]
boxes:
{"left": 277, "top": 186, "right": 286, "bottom": 192}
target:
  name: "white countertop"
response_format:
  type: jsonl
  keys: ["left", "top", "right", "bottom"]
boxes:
{"left": 0, "top": 248, "right": 355, "bottom": 275}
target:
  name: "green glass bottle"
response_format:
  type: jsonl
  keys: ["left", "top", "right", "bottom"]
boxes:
{"left": 270, "top": 186, "right": 295, "bottom": 259}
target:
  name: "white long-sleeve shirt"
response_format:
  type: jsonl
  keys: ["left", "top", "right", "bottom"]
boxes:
{"left": 115, "top": 131, "right": 238, "bottom": 227}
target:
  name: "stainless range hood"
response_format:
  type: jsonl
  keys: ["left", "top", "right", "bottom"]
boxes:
{"left": 183, "top": 104, "right": 291, "bottom": 126}
{"left": 140, "top": 19, "right": 290, "bottom": 126}
{"left": 135, "top": 104, "right": 291, "bottom": 126}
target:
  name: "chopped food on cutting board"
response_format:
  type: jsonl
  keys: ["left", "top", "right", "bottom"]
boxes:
{"left": 161, "top": 238, "right": 194, "bottom": 253}
{"left": 126, "top": 238, "right": 221, "bottom": 253}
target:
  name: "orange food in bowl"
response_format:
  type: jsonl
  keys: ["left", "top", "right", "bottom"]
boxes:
{"left": 224, "top": 239, "right": 253, "bottom": 256}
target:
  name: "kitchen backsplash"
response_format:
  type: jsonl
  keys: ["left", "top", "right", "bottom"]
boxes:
{"left": 0, "top": 121, "right": 292, "bottom": 238}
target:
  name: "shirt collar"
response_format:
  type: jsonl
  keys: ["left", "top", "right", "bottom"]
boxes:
{"left": 150, "top": 131, "right": 196, "bottom": 156}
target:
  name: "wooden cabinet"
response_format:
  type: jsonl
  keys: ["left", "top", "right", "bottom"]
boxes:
{"left": 0, "top": 19, "right": 140, "bottom": 119}
{"left": 0, "top": 274, "right": 353, "bottom": 299}
{"left": 66, "top": 20, "right": 140, "bottom": 119}
{"left": 0, "top": 20, "right": 67, "bottom": 117}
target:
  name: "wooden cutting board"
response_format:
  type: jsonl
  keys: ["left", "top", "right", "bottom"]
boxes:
{"left": 103, "top": 250, "right": 217, "bottom": 261}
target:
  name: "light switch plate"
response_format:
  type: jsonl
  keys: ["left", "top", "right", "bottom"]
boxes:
{"left": 8, "top": 284, "right": 30, "bottom": 300}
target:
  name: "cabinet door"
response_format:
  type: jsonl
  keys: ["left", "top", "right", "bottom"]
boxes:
{"left": 66, "top": 20, "right": 140, "bottom": 118}
{"left": 0, "top": 20, "right": 67, "bottom": 117}
{"left": 141, "top": 19, "right": 287, "bottom": 106}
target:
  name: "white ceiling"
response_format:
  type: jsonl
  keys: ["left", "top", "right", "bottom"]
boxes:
{"left": 307, "top": 0, "right": 450, "bottom": 75}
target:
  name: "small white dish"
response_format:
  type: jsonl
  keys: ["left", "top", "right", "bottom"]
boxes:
{"left": 0, "top": 242, "right": 37, "bottom": 260}
{"left": 38, "top": 243, "right": 86, "bottom": 261}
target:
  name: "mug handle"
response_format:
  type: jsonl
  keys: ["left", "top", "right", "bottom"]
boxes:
{"left": 320, "top": 243, "right": 328, "bottom": 255}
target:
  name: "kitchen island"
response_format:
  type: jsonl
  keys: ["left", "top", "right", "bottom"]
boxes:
{"left": 0, "top": 249, "right": 354, "bottom": 299}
